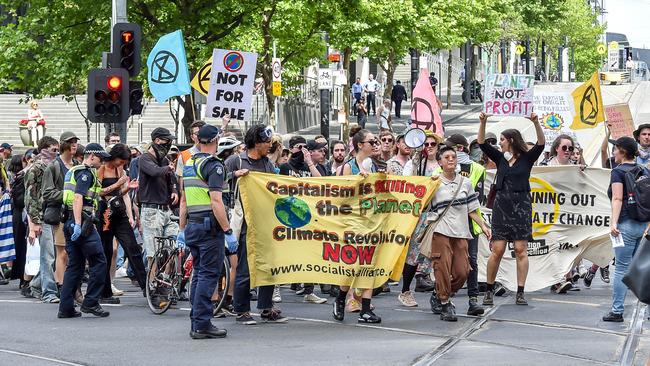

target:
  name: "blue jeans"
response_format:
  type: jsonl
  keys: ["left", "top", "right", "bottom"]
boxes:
{"left": 611, "top": 218, "right": 648, "bottom": 314}
{"left": 30, "top": 223, "right": 59, "bottom": 301}
{"left": 186, "top": 221, "right": 224, "bottom": 331}
{"left": 58, "top": 219, "right": 107, "bottom": 314}
{"left": 233, "top": 232, "right": 274, "bottom": 313}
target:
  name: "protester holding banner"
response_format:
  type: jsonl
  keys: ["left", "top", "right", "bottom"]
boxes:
{"left": 334, "top": 127, "right": 381, "bottom": 323}
{"left": 478, "top": 112, "right": 544, "bottom": 306}
{"left": 603, "top": 137, "right": 650, "bottom": 322}
{"left": 634, "top": 124, "right": 650, "bottom": 167}
{"left": 329, "top": 141, "right": 347, "bottom": 175}
{"left": 421, "top": 145, "right": 491, "bottom": 322}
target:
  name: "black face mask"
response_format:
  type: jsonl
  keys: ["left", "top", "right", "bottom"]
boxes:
{"left": 289, "top": 150, "right": 306, "bottom": 168}
{"left": 153, "top": 142, "right": 172, "bottom": 161}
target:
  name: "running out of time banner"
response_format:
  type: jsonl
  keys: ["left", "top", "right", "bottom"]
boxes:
{"left": 478, "top": 166, "right": 614, "bottom": 291}
{"left": 239, "top": 172, "right": 439, "bottom": 288}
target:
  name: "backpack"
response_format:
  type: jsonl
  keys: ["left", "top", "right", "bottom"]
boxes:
{"left": 621, "top": 165, "right": 650, "bottom": 222}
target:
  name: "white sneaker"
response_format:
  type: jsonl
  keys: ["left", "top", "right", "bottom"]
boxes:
{"left": 398, "top": 291, "right": 418, "bottom": 307}
{"left": 111, "top": 283, "right": 124, "bottom": 296}
{"left": 304, "top": 293, "right": 327, "bottom": 304}
{"left": 115, "top": 267, "right": 128, "bottom": 278}
{"left": 272, "top": 285, "right": 282, "bottom": 303}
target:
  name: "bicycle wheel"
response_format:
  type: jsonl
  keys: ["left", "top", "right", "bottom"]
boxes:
{"left": 187, "top": 257, "right": 231, "bottom": 314}
{"left": 146, "top": 246, "right": 178, "bottom": 315}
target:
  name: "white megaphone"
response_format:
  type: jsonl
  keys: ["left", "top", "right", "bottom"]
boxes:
{"left": 403, "top": 128, "right": 427, "bottom": 149}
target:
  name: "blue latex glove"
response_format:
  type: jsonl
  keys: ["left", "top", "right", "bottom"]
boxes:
{"left": 176, "top": 231, "right": 186, "bottom": 249}
{"left": 71, "top": 224, "right": 82, "bottom": 241}
{"left": 225, "top": 233, "right": 238, "bottom": 252}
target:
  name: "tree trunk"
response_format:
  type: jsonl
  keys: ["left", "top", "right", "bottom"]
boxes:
{"left": 342, "top": 47, "right": 352, "bottom": 118}
{"left": 382, "top": 50, "right": 396, "bottom": 103}
{"left": 446, "top": 50, "right": 453, "bottom": 109}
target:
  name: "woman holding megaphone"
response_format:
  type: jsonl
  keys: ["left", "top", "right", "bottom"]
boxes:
{"left": 478, "top": 112, "right": 544, "bottom": 306}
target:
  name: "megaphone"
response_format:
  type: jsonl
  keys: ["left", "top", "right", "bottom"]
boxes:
{"left": 404, "top": 128, "right": 427, "bottom": 149}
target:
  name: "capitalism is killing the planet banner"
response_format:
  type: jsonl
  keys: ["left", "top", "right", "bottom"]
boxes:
{"left": 239, "top": 172, "right": 439, "bottom": 288}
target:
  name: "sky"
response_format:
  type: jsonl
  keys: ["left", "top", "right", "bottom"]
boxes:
{"left": 605, "top": 0, "right": 650, "bottom": 48}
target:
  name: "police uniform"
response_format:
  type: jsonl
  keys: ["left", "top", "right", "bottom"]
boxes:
{"left": 58, "top": 144, "right": 110, "bottom": 318}
{"left": 183, "top": 137, "right": 228, "bottom": 336}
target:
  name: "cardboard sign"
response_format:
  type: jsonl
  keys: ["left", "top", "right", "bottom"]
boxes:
{"left": 605, "top": 103, "right": 635, "bottom": 139}
{"left": 206, "top": 49, "right": 258, "bottom": 120}
{"left": 533, "top": 92, "right": 576, "bottom": 151}
{"left": 483, "top": 74, "right": 535, "bottom": 117}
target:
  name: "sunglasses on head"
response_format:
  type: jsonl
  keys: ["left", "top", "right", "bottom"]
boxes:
{"left": 259, "top": 127, "right": 273, "bottom": 142}
{"left": 381, "top": 137, "right": 394, "bottom": 143}
{"left": 560, "top": 145, "right": 575, "bottom": 152}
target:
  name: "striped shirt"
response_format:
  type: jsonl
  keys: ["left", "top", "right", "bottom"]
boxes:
{"left": 426, "top": 174, "right": 478, "bottom": 239}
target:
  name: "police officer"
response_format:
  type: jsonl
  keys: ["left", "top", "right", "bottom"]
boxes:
{"left": 182, "top": 125, "right": 238, "bottom": 339}
{"left": 58, "top": 143, "right": 111, "bottom": 319}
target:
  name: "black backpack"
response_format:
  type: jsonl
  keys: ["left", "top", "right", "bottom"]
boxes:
{"left": 622, "top": 165, "right": 650, "bottom": 222}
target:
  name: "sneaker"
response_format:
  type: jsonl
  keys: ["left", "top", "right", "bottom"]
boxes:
{"left": 261, "top": 308, "right": 288, "bottom": 323}
{"left": 100, "top": 296, "right": 121, "bottom": 304}
{"left": 111, "top": 283, "right": 124, "bottom": 296}
{"left": 295, "top": 285, "right": 306, "bottom": 295}
{"left": 346, "top": 298, "right": 361, "bottom": 313}
{"left": 577, "top": 264, "right": 588, "bottom": 279}
{"left": 602, "top": 311, "right": 624, "bottom": 322}
{"left": 398, "top": 291, "right": 418, "bottom": 307}
{"left": 43, "top": 297, "right": 60, "bottom": 304}
{"left": 358, "top": 310, "right": 381, "bottom": 323}
{"left": 332, "top": 299, "right": 345, "bottom": 321}
{"left": 387, "top": 280, "right": 400, "bottom": 286}
{"left": 553, "top": 281, "right": 572, "bottom": 294}
{"left": 571, "top": 270, "right": 580, "bottom": 283}
{"left": 250, "top": 288, "right": 258, "bottom": 301}
{"left": 440, "top": 302, "right": 457, "bottom": 322}
{"left": 429, "top": 292, "right": 442, "bottom": 314}
{"left": 467, "top": 297, "right": 485, "bottom": 315}
{"left": 74, "top": 289, "right": 84, "bottom": 305}
{"left": 494, "top": 282, "right": 507, "bottom": 296}
{"left": 272, "top": 285, "right": 282, "bottom": 303}
{"left": 115, "top": 267, "right": 128, "bottom": 278}
{"left": 236, "top": 312, "right": 257, "bottom": 325}
{"left": 583, "top": 270, "right": 595, "bottom": 288}
{"left": 515, "top": 292, "right": 528, "bottom": 305}
{"left": 483, "top": 290, "right": 494, "bottom": 306}
{"left": 415, "top": 275, "right": 436, "bottom": 292}
{"left": 304, "top": 293, "right": 327, "bottom": 304}
{"left": 328, "top": 285, "right": 340, "bottom": 298}
{"left": 600, "top": 267, "right": 610, "bottom": 283}
{"left": 20, "top": 286, "right": 34, "bottom": 298}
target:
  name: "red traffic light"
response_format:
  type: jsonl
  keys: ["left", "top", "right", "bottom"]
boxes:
{"left": 107, "top": 76, "right": 122, "bottom": 91}
{"left": 121, "top": 31, "right": 134, "bottom": 44}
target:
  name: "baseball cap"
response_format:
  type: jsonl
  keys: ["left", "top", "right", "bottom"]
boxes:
{"left": 151, "top": 127, "right": 176, "bottom": 141}
{"left": 0, "top": 143, "right": 13, "bottom": 150}
{"left": 485, "top": 132, "right": 498, "bottom": 144}
{"left": 84, "top": 143, "right": 111, "bottom": 159}
{"left": 289, "top": 136, "right": 307, "bottom": 148}
{"left": 633, "top": 123, "right": 650, "bottom": 141}
{"left": 60, "top": 131, "right": 78, "bottom": 143}
{"left": 197, "top": 125, "right": 221, "bottom": 143}
{"left": 306, "top": 140, "right": 327, "bottom": 151}
{"left": 609, "top": 136, "right": 638, "bottom": 157}
{"left": 445, "top": 134, "right": 469, "bottom": 148}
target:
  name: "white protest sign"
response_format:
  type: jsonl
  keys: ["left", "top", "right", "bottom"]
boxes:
{"left": 483, "top": 74, "right": 535, "bottom": 117}
{"left": 533, "top": 91, "right": 576, "bottom": 151}
{"left": 206, "top": 49, "right": 258, "bottom": 120}
{"left": 478, "top": 166, "right": 613, "bottom": 292}
{"left": 318, "top": 68, "right": 332, "bottom": 90}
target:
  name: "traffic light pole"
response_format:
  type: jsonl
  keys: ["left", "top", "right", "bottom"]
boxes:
{"left": 109, "top": 0, "right": 128, "bottom": 143}
{"left": 319, "top": 32, "right": 330, "bottom": 141}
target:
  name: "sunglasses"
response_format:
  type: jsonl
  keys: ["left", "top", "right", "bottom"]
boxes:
{"left": 560, "top": 145, "right": 575, "bottom": 152}
{"left": 486, "top": 139, "right": 497, "bottom": 145}
{"left": 259, "top": 127, "right": 273, "bottom": 142}
{"left": 294, "top": 144, "right": 306, "bottom": 150}
{"left": 424, "top": 142, "right": 438, "bottom": 147}
{"left": 363, "top": 140, "right": 379, "bottom": 146}
{"left": 381, "top": 137, "right": 394, "bottom": 143}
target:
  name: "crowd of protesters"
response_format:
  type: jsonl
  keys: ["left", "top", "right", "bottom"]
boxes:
{"left": 0, "top": 110, "right": 648, "bottom": 338}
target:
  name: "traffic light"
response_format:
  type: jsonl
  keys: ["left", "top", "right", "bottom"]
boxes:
{"left": 109, "top": 23, "right": 141, "bottom": 77}
{"left": 129, "top": 80, "right": 144, "bottom": 115}
{"left": 87, "top": 68, "right": 130, "bottom": 123}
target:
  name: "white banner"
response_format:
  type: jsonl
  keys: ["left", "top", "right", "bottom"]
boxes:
{"left": 478, "top": 166, "right": 613, "bottom": 291}
{"left": 533, "top": 91, "right": 576, "bottom": 151}
{"left": 206, "top": 48, "right": 258, "bottom": 121}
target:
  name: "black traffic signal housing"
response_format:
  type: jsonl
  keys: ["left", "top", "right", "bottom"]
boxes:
{"left": 109, "top": 23, "right": 141, "bottom": 77}
{"left": 129, "top": 80, "right": 144, "bottom": 115}
{"left": 87, "top": 68, "right": 130, "bottom": 123}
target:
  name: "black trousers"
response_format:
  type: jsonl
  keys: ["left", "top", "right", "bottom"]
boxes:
{"left": 366, "top": 92, "right": 376, "bottom": 114}
{"left": 11, "top": 207, "right": 27, "bottom": 280}
{"left": 467, "top": 235, "right": 479, "bottom": 298}
{"left": 99, "top": 210, "right": 147, "bottom": 297}
{"left": 393, "top": 99, "right": 403, "bottom": 118}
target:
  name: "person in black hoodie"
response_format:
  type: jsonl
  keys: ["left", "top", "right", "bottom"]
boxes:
{"left": 279, "top": 137, "right": 324, "bottom": 178}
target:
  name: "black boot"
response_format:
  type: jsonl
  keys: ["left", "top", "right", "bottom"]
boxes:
{"left": 429, "top": 291, "right": 442, "bottom": 314}
{"left": 467, "top": 297, "right": 485, "bottom": 316}
{"left": 415, "top": 274, "right": 436, "bottom": 292}
{"left": 440, "top": 302, "right": 457, "bottom": 322}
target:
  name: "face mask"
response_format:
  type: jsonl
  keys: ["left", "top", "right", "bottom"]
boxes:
{"left": 39, "top": 149, "right": 57, "bottom": 165}
{"left": 503, "top": 151, "right": 513, "bottom": 161}
{"left": 290, "top": 149, "right": 305, "bottom": 166}
{"left": 153, "top": 142, "right": 172, "bottom": 161}
{"left": 470, "top": 147, "right": 482, "bottom": 162}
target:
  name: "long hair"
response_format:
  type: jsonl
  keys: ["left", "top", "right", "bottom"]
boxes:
{"left": 548, "top": 134, "right": 574, "bottom": 159}
{"left": 500, "top": 129, "right": 528, "bottom": 159}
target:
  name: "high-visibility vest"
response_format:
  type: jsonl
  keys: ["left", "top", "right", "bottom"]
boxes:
{"left": 433, "top": 162, "right": 486, "bottom": 235}
{"left": 62, "top": 165, "right": 101, "bottom": 210}
{"left": 183, "top": 154, "right": 216, "bottom": 214}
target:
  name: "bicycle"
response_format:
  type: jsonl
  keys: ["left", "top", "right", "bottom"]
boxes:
{"left": 145, "top": 236, "right": 230, "bottom": 315}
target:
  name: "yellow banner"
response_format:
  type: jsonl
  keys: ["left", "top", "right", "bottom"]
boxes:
{"left": 239, "top": 172, "right": 439, "bottom": 288}
{"left": 570, "top": 72, "right": 605, "bottom": 130}
{"left": 190, "top": 57, "right": 212, "bottom": 96}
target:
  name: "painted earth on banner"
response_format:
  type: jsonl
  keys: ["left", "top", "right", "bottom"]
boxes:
{"left": 239, "top": 172, "right": 439, "bottom": 288}
{"left": 478, "top": 166, "right": 613, "bottom": 291}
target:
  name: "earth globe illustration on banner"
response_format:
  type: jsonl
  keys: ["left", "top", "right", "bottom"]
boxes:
{"left": 274, "top": 197, "right": 312, "bottom": 228}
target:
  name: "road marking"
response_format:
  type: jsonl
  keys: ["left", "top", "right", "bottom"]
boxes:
{"left": 0, "top": 349, "right": 86, "bottom": 366}
{"left": 620, "top": 301, "right": 647, "bottom": 366}
{"left": 531, "top": 297, "right": 601, "bottom": 307}
{"left": 0, "top": 299, "right": 40, "bottom": 304}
